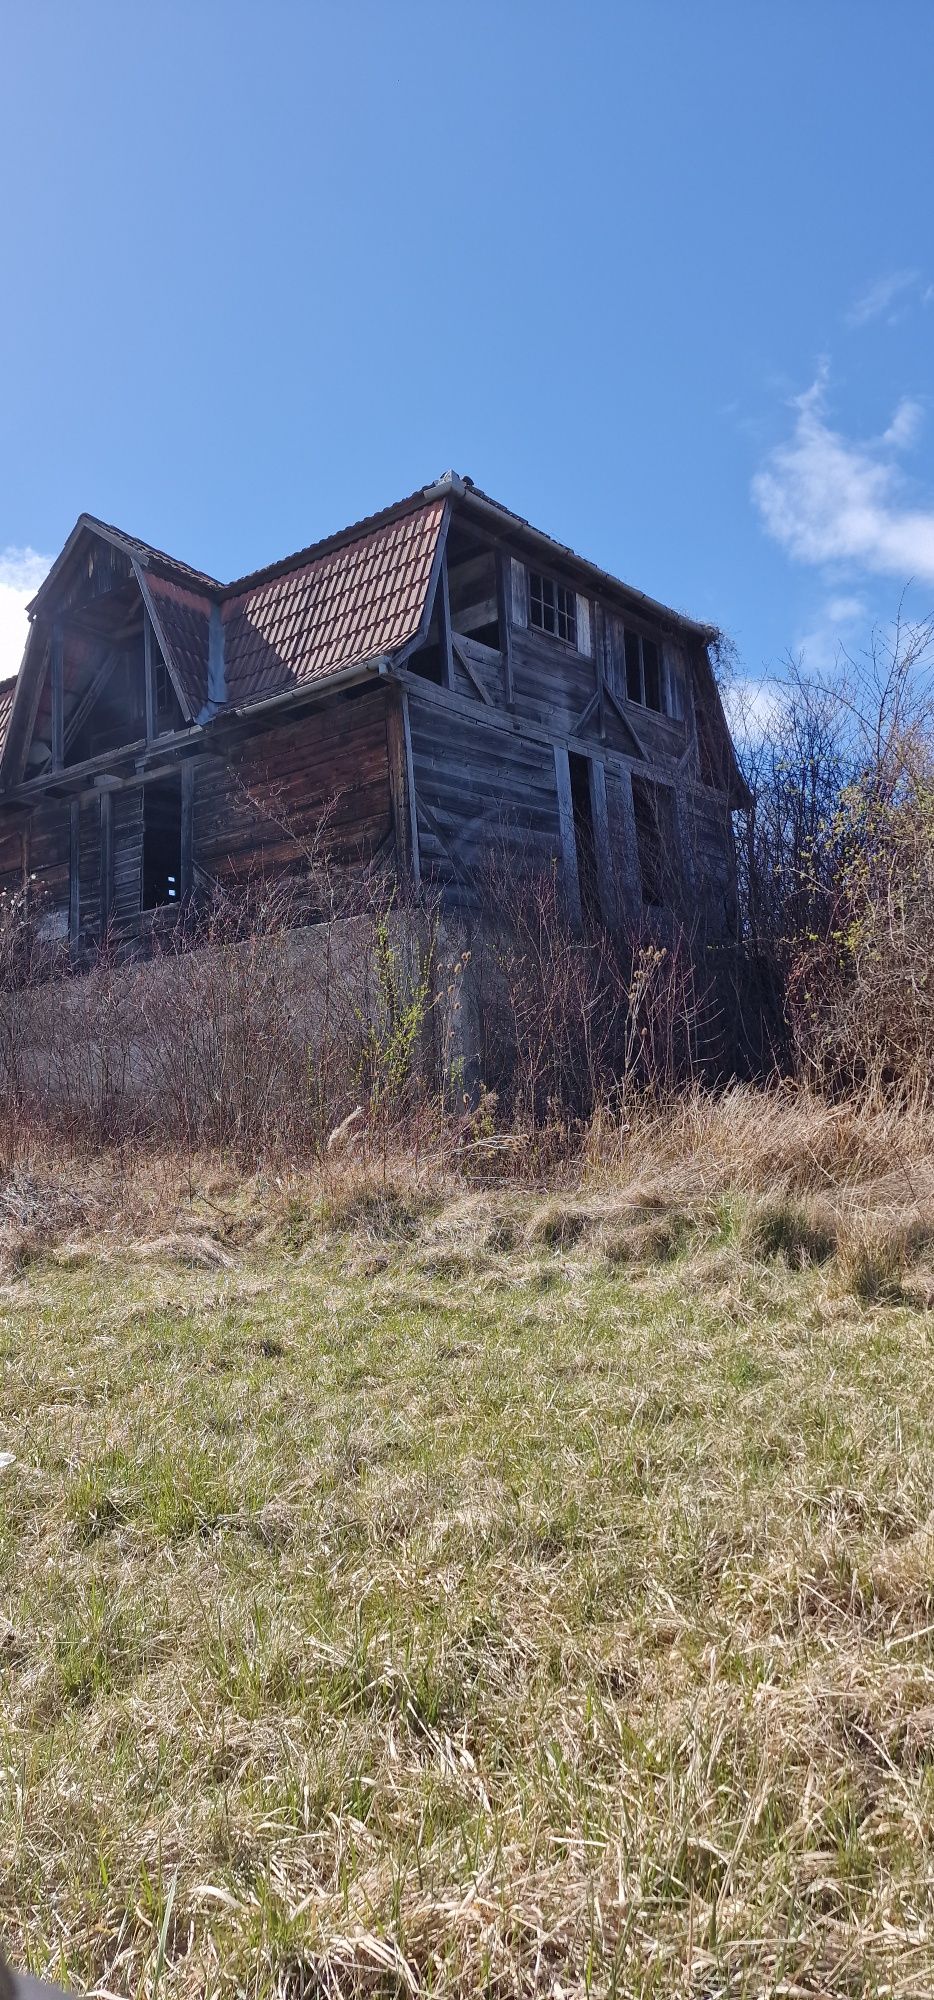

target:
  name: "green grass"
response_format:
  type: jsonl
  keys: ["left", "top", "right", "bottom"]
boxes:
{"left": 2, "top": 1185, "right": 934, "bottom": 1996}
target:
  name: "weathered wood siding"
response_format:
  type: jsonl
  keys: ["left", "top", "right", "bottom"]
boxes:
{"left": 685, "top": 789, "right": 738, "bottom": 932}
{"left": 408, "top": 693, "right": 561, "bottom": 894}
{"left": 113, "top": 788, "right": 144, "bottom": 929}
{"left": 77, "top": 795, "right": 102, "bottom": 940}
{"left": 0, "top": 825, "right": 24, "bottom": 900}
{"left": 28, "top": 798, "right": 71, "bottom": 922}
{"left": 194, "top": 688, "right": 393, "bottom": 884}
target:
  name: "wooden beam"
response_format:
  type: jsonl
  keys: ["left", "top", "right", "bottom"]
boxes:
{"left": 143, "top": 611, "right": 156, "bottom": 742}
{"left": 3, "top": 636, "right": 50, "bottom": 788}
{"left": 69, "top": 799, "right": 80, "bottom": 949}
{"left": 437, "top": 551, "right": 454, "bottom": 691}
{"left": 132, "top": 561, "right": 194, "bottom": 723}
{"left": 570, "top": 692, "right": 600, "bottom": 739}
{"left": 496, "top": 548, "right": 514, "bottom": 708}
{"left": 50, "top": 625, "right": 64, "bottom": 772}
{"left": 180, "top": 760, "right": 194, "bottom": 896}
{"left": 64, "top": 644, "right": 122, "bottom": 754}
{"left": 594, "top": 604, "right": 608, "bottom": 741}
{"left": 385, "top": 684, "right": 421, "bottom": 888}
{"left": 553, "top": 744, "right": 582, "bottom": 931}
{"left": 603, "top": 681, "right": 649, "bottom": 759}
{"left": 451, "top": 635, "right": 495, "bottom": 706}
{"left": 99, "top": 790, "right": 113, "bottom": 933}
{"left": 587, "top": 757, "right": 616, "bottom": 928}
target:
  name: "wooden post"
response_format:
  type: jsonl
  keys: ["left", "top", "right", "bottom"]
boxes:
{"left": 386, "top": 684, "right": 421, "bottom": 889}
{"left": 594, "top": 605, "right": 608, "bottom": 742}
{"left": 99, "top": 791, "right": 113, "bottom": 933}
{"left": 143, "top": 611, "right": 156, "bottom": 741}
{"left": 437, "top": 552, "right": 454, "bottom": 692}
{"left": 553, "top": 744, "right": 582, "bottom": 930}
{"left": 180, "top": 761, "right": 194, "bottom": 896}
{"left": 68, "top": 799, "right": 80, "bottom": 947}
{"left": 588, "top": 758, "right": 616, "bottom": 928}
{"left": 50, "top": 625, "right": 64, "bottom": 772}
{"left": 496, "top": 548, "right": 514, "bottom": 708}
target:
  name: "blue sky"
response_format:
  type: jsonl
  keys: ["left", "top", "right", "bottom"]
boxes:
{"left": 1, "top": 1, "right": 933, "bottom": 700}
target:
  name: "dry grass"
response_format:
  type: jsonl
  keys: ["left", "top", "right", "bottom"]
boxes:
{"left": 4, "top": 1090, "right": 934, "bottom": 1995}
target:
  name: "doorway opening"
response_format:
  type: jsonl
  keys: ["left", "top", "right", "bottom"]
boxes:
{"left": 142, "top": 774, "right": 182, "bottom": 909}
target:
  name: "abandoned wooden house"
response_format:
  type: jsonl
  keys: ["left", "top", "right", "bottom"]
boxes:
{"left": 0, "top": 472, "right": 747, "bottom": 949}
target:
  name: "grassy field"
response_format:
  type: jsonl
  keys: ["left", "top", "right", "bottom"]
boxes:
{"left": 3, "top": 1103, "right": 934, "bottom": 1998}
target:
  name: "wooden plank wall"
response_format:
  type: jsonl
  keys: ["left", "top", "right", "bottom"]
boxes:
{"left": 28, "top": 799, "right": 71, "bottom": 919}
{"left": 77, "top": 796, "right": 102, "bottom": 939}
{"left": 0, "top": 826, "right": 24, "bottom": 900}
{"left": 194, "top": 688, "right": 392, "bottom": 884}
{"left": 113, "top": 788, "right": 144, "bottom": 929}
{"left": 407, "top": 693, "right": 561, "bottom": 896}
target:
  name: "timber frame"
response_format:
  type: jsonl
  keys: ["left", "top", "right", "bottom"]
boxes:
{"left": 0, "top": 473, "right": 748, "bottom": 951}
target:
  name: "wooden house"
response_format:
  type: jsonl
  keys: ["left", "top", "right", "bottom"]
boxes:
{"left": 0, "top": 473, "right": 747, "bottom": 947}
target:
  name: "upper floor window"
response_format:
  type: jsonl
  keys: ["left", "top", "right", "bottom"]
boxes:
{"left": 530, "top": 571, "right": 577, "bottom": 646}
{"left": 623, "top": 628, "right": 664, "bottom": 712}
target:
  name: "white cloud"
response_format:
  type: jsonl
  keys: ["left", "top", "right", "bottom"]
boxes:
{"left": 723, "top": 675, "right": 784, "bottom": 740}
{"left": 795, "top": 593, "right": 866, "bottom": 675}
{"left": 882, "top": 396, "right": 924, "bottom": 448}
{"left": 825, "top": 594, "right": 867, "bottom": 623}
{"left": 0, "top": 547, "right": 51, "bottom": 682}
{"left": 846, "top": 269, "right": 921, "bottom": 327}
{"left": 752, "top": 377, "right": 934, "bottom": 583}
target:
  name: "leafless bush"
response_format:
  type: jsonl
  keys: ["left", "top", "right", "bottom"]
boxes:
{"left": 733, "top": 603, "right": 934, "bottom": 1095}
{"left": 466, "top": 842, "right": 720, "bottom": 1126}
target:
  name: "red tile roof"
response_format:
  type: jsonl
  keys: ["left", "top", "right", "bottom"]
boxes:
{"left": 144, "top": 575, "right": 213, "bottom": 717}
{"left": 221, "top": 499, "right": 445, "bottom": 709}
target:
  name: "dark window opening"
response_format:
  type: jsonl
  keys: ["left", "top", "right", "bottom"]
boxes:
{"left": 624, "top": 629, "right": 642, "bottom": 703}
{"left": 631, "top": 778, "right": 676, "bottom": 909}
{"left": 642, "top": 638, "right": 661, "bottom": 710}
{"left": 569, "top": 752, "right": 600, "bottom": 925}
{"left": 65, "top": 653, "right": 145, "bottom": 766}
{"left": 449, "top": 549, "right": 501, "bottom": 650}
{"left": 530, "top": 571, "right": 577, "bottom": 646}
{"left": 620, "top": 627, "right": 666, "bottom": 712}
{"left": 142, "top": 776, "right": 182, "bottom": 909}
{"left": 409, "top": 640, "right": 444, "bottom": 684}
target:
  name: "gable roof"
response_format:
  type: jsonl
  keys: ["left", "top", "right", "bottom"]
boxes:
{"left": 27, "top": 514, "right": 222, "bottom": 617}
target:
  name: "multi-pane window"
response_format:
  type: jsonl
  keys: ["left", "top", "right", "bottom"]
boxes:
{"left": 622, "top": 628, "right": 664, "bottom": 712}
{"left": 530, "top": 571, "right": 577, "bottom": 646}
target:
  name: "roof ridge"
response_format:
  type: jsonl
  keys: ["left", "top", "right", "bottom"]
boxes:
{"left": 221, "top": 485, "right": 440, "bottom": 599}
{"left": 78, "top": 514, "right": 224, "bottom": 592}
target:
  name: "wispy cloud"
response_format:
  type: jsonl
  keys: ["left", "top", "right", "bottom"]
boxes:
{"left": 0, "top": 547, "right": 50, "bottom": 681}
{"left": 751, "top": 375, "right": 934, "bottom": 583}
{"left": 846, "top": 269, "right": 921, "bottom": 328}
{"left": 794, "top": 592, "right": 867, "bottom": 675}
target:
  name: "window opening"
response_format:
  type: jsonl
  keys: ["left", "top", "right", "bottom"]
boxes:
{"left": 530, "top": 571, "right": 577, "bottom": 645}
{"left": 568, "top": 752, "right": 600, "bottom": 925}
{"left": 142, "top": 775, "right": 182, "bottom": 909}
{"left": 620, "top": 627, "right": 666, "bottom": 712}
{"left": 449, "top": 549, "right": 500, "bottom": 649}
